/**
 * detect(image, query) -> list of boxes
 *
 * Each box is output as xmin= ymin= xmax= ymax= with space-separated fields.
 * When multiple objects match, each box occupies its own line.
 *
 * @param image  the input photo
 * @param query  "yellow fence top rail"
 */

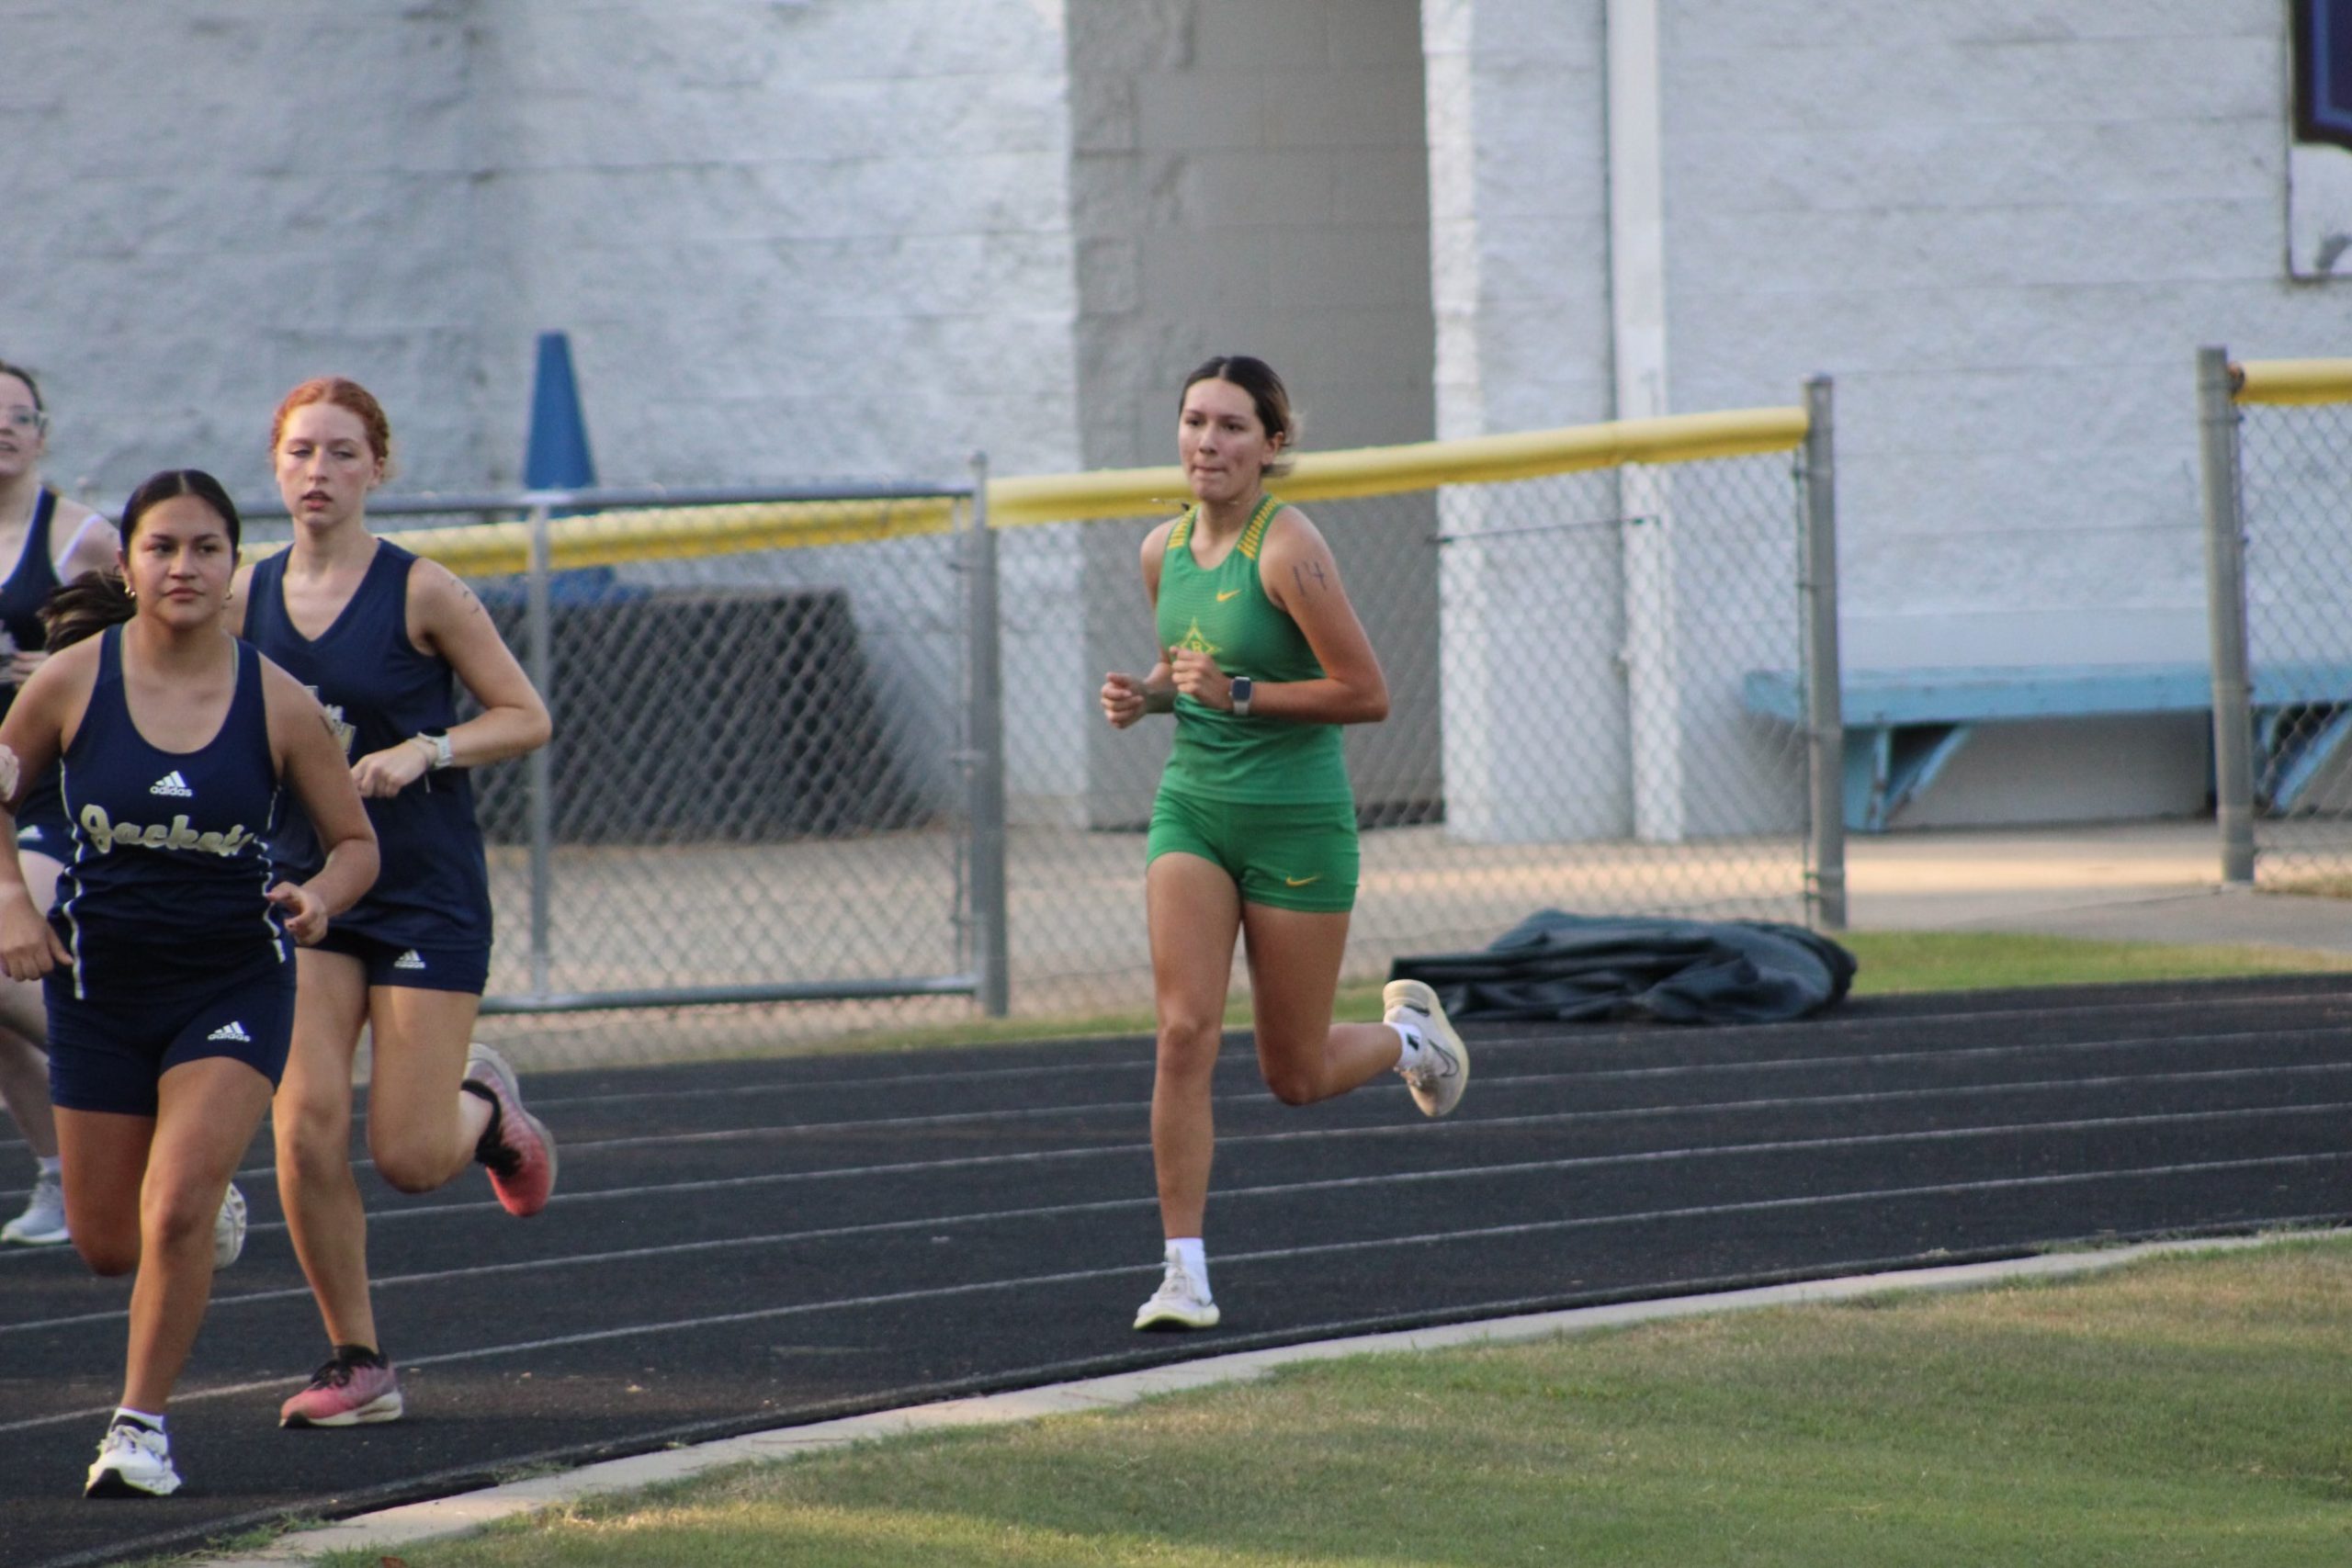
xmin=332 ymin=404 xmax=1808 ymax=575
xmin=988 ymin=404 xmax=1810 ymax=525
xmin=2234 ymin=358 xmax=2352 ymax=405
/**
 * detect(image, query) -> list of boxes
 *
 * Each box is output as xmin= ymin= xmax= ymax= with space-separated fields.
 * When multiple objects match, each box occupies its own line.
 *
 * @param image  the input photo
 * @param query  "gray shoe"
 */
xmin=1384 ymin=979 xmax=1470 ymax=1118
xmin=2 ymin=1167 xmax=68 ymax=1246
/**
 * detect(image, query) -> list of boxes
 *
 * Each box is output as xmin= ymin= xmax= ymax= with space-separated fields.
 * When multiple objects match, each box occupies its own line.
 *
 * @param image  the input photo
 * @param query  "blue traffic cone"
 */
xmin=525 ymin=331 xmax=596 ymax=491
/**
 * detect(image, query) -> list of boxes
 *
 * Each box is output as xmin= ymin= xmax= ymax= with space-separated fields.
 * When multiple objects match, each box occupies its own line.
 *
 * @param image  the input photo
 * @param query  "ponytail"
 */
xmin=42 ymin=570 xmax=134 ymax=650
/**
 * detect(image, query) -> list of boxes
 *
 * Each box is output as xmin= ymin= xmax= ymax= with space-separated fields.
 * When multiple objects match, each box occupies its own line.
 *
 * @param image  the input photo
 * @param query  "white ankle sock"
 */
xmin=1167 ymin=1237 xmax=1210 ymax=1295
xmin=113 ymin=1406 xmax=165 ymax=1434
xmin=1388 ymin=1019 xmax=1428 ymax=1073
xmin=37 ymin=1155 xmax=61 ymax=1177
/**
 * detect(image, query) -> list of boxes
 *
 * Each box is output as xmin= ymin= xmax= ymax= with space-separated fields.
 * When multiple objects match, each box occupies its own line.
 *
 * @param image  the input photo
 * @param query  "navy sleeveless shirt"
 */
xmin=4 ymin=489 xmax=74 ymax=852
xmin=52 ymin=628 xmax=289 ymax=999
xmin=243 ymin=541 xmax=491 ymax=949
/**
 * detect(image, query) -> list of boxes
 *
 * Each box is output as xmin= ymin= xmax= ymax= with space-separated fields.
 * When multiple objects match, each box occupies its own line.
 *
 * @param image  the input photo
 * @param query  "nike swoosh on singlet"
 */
xmin=1216 ymin=589 xmax=1242 ymax=601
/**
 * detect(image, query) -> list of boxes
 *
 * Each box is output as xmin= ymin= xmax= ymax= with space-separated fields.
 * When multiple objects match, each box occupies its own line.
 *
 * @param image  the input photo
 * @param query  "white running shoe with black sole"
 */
xmin=85 ymin=1421 xmax=180 ymax=1498
xmin=3 ymin=1167 xmax=68 ymax=1246
xmin=1134 ymin=1255 xmax=1220 ymax=1331
xmin=213 ymin=1182 xmax=247 ymax=1269
xmin=1384 ymin=979 xmax=1470 ymax=1118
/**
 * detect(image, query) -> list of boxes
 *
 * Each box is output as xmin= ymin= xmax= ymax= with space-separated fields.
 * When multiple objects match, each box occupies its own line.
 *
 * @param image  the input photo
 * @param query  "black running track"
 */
xmin=6 ymin=976 xmax=2351 ymax=1568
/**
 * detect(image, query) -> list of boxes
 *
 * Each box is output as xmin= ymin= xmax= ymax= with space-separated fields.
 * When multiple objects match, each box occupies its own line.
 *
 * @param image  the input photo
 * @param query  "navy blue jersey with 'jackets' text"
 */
xmin=52 ymin=627 xmax=289 ymax=998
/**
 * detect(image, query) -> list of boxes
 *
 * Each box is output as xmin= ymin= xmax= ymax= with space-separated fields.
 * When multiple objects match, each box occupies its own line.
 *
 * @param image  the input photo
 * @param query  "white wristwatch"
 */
xmin=414 ymin=730 xmax=455 ymax=771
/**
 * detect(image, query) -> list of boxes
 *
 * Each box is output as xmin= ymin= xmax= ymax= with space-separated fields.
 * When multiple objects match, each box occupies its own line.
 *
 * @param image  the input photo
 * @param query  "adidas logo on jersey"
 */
xmin=149 ymin=772 xmax=194 ymax=798
xmin=207 ymin=1021 xmax=252 ymax=1043
xmin=392 ymin=951 xmax=427 ymax=972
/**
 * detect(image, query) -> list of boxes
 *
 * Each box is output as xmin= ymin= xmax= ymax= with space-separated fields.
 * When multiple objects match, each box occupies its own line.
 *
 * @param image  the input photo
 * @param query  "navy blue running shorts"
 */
xmin=47 ymin=962 xmax=298 ymax=1116
xmin=311 ymin=928 xmax=491 ymax=995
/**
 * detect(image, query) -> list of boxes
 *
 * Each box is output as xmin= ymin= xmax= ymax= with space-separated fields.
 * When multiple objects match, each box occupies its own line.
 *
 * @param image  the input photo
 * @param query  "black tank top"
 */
xmin=51 ymin=628 xmax=289 ymax=998
xmin=243 ymin=542 xmax=490 ymax=948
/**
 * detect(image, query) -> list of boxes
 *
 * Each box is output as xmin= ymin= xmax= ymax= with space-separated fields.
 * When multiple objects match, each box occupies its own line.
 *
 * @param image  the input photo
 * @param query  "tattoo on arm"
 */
xmin=1292 ymin=558 xmax=1329 ymax=596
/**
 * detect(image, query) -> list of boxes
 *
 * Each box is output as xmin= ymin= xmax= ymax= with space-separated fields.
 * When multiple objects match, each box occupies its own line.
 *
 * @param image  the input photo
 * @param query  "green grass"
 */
xmin=318 ymin=1238 xmax=2352 ymax=1568
xmin=1839 ymin=928 xmax=2349 ymax=995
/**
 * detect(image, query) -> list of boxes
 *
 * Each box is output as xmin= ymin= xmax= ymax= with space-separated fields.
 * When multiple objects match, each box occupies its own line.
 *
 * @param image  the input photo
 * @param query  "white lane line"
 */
xmin=11 ymin=1097 xmax=2352 ymax=1338
xmin=8 ymin=1055 xmax=2346 ymax=1239
xmin=7 ymin=1026 xmax=2327 ymax=1208
xmin=8 ymin=1146 xmax=2343 ymax=1438
xmin=4 ymin=985 xmax=2347 ymax=1159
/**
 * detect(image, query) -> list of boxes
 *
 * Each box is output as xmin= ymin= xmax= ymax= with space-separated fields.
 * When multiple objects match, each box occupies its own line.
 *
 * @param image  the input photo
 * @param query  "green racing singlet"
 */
xmin=1154 ymin=494 xmax=1351 ymax=806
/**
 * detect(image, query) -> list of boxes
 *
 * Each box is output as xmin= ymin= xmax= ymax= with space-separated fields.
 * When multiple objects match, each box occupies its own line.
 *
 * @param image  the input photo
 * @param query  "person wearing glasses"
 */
xmin=0 ymin=360 xmax=125 ymax=1249
xmin=1098 ymin=355 xmax=1469 ymax=1333
xmin=233 ymin=377 xmax=553 ymax=1430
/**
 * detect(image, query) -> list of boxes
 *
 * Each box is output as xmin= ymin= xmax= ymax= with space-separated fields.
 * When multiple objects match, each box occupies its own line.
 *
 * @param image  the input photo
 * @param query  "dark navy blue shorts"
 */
xmin=311 ymin=927 xmax=491 ymax=996
xmin=46 ymin=962 xmax=298 ymax=1117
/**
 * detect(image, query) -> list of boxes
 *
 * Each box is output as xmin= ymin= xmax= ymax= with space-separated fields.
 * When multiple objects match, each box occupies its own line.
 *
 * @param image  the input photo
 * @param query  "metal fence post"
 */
xmin=2198 ymin=345 xmax=2256 ymax=886
xmin=526 ymin=495 xmax=555 ymax=998
xmin=962 ymin=455 xmax=1011 ymax=1016
xmin=1800 ymin=375 xmax=1847 ymax=930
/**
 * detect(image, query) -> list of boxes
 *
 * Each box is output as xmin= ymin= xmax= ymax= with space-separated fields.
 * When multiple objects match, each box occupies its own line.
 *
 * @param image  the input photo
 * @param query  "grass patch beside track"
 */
xmin=1838 ymin=929 xmax=2351 ymax=994
xmin=318 ymin=1236 xmax=2352 ymax=1568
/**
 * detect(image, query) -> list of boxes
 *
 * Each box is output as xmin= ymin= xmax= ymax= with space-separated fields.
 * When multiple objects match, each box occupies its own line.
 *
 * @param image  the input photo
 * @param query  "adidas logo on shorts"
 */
xmin=207 ymin=1021 xmax=252 ymax=1043
xmin=150 ymin=772 xmax=194 ymax=798
xmin=392 ymin=951 xmax=427 ymax=972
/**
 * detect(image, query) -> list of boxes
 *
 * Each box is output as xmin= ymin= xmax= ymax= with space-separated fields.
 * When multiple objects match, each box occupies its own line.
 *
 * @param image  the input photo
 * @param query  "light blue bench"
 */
xmin=1741 ymin=662 xmax=2352 ymax=831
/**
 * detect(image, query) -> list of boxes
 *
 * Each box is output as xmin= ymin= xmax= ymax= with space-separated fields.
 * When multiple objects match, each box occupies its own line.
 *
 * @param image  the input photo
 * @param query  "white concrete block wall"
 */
xmin=1656 ymin=0 xmax=2332 ymax=826
xmin=6 ymin=2 xmax=1083 ymax=497
xmin=6 ymin=1 xmax=1089 ymax=821
xmin=1436 ymin=0 xmax=2342 ymax=832
xmin=1064 ymin=0 xmax=1440 ymax=829
xmin=1422 ymin=0 xmax=1631 ymax=840
xmin=6 ymin=2 xmax=495 ymax=502
xmin=1422 ymin=0 xmax=1613 ymax=443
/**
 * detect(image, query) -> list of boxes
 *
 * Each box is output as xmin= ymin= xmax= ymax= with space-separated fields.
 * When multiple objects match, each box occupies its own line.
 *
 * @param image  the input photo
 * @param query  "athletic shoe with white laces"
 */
xmin=1134 ymin=1254 xmax=1220 ymax=1331
xmin=279 ymin=1345 xmax=404 ymax=1427
xmin=85 ymin=1420 xmax=180 ymax=1498
xmin=464 ymin=1043 xmax=557 ymax=1216
xmin=213 ymin=1181 xmax=247 ymax=1269
xmin=3 ymin=1167 xmax=68 ymax=1246
xmin=1384 ymin=979 xmax=1470 ymax=1118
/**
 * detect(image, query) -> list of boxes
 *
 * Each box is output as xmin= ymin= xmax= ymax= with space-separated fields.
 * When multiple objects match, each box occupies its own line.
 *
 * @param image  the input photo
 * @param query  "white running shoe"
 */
xmin=1134 ymin=1254 xmax=1220 ymax=1331
xmin=213 ymin=1182 xmax=247 ymax=1269
xmin=1384 ymin=979 xmax=1470 ymax=1118
xmin=2 ymin=1167 xmax=68 ymax=1246
xmin=85 ymin=1420 xmax=181 ymax=1498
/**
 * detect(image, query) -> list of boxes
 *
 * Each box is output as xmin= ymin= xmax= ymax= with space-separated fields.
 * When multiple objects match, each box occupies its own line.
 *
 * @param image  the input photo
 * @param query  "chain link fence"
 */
xmin=298 ymin=403 xmax=1834 ymax=1070
xmin=2203 ymin=355 xmax=2352 ymax=894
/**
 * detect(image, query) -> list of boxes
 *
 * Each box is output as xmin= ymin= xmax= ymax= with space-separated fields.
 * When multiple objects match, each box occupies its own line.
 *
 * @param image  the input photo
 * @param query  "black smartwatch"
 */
xmin=1228 ymin=675 xmax=1253 ymax=716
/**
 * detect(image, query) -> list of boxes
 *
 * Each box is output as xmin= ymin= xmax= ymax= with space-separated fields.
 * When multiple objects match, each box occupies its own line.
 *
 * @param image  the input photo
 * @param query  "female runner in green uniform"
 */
xmin=1100 ymin=355 xmax=1468 ymax=1331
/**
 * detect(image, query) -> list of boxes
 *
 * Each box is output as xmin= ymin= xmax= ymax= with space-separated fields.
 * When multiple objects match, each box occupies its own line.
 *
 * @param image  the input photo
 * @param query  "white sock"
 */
xmin=1167 ymin=1237 xmax=1210 ymax=1296
xmin=113 ymin=1406 xmax=165 ymax=1434
xmin=1388 ymin=1019 xmax=1429 ymax=1073
xmin=37 ymin=1155 xmax=61 ymax=1177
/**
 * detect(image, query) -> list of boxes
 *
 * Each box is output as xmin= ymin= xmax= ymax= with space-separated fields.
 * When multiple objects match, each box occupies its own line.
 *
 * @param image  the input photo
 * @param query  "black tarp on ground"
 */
xmin=1388 ymin=908 xmax=1856 ymax=1023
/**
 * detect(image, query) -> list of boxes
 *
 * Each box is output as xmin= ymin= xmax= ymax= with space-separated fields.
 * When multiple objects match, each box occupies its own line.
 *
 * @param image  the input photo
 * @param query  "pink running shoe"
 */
xmin=279 ymin=1345 xmax=403 ymax=1427
xmin=464 ymin=1043 xmax=558 ymax=1217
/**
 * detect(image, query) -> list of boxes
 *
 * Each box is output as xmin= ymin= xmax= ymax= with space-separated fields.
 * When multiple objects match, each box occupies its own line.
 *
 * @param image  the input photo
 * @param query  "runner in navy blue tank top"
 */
xmin=0 ymin=469 xmax=377 ymax=1497
xmin=0 ymin=360 xmax=122 ymax=1253
xmin=233 ymin=378 xmax=552 ymax=1430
